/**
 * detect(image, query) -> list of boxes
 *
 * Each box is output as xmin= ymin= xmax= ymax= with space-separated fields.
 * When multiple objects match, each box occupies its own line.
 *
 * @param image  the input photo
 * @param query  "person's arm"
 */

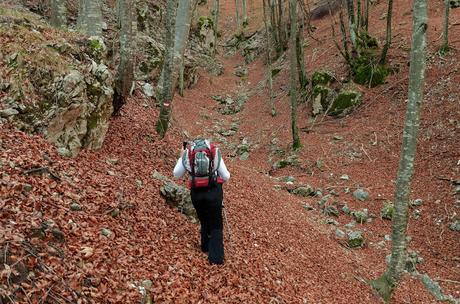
xmin=173 ymin=150 xmax=187 ymax=178
xmin=217 ymin=156 xmax=230 ymax=181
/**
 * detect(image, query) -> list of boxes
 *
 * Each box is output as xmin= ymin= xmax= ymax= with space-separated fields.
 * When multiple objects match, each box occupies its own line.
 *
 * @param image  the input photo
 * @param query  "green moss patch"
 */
xmin=329 ymin=90 xmax=362 ymax=116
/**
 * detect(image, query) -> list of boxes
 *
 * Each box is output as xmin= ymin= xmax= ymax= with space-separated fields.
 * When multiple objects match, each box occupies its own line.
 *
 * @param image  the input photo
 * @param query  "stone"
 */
xmin=450 ymin=0 xmax=460 ymax=8
xmin=342 ymin=205 xmax=351 ymax=215
xmin=332 ymin=135 xmax=343 ymax=141
xmin=291 ymin=185 xmax=315 ymax=197
xmin=142 ymin=83 xmax=154 ymax=97
xmin=351 ymin=209 xmax=369 ymax=224
xmin=353 ymin=188 xmax=369 ymax=201
xmin=326 ymin=218 xmax=339 ymax=225
xmin=411 ymin=198 xmax=424 ymax=207
xmin=454 ymin=185 xmax=460 ymax=195
xmin=239 ymin=152 xmax=250 ymax=161
xmin=311 ymin=70 xmax=335 ymax=87
xmin=420 ymin=274 xmax=458 ymax=303
xmin=345 ymin=221 xmax=356 ymax=230
xmin=340 ymin=174 xmax=350 ymax=181
xmin=406 ymin=250 xmax=424 ymax=273
xmin=324 ymin=205 xmax=340 ymax=217
xmin=347 ymin=231 xmax=364 ymax=248
xmin=303 ymin=204 xmax=314 ymax=211
xmin=234 ymin=66 xmax=248 ymax=77
xmin=384 ymin=234 xmax=392 ymax=241
xmin=273 ymin=155 xmax=299 ymax=170
xmin=111 ymin=208 xmax=121 ymax=218
xmin=101 ymin=228 xmax=112 ymax=237
xmin=70 ymin=202 xmax=82 ymax=211
xmin=22 ymin=183 xmax=33 ymax=192
xmin=159 ymin=180 xmax=197 ymax=222
xmin=106 ymin=158 xmax=119 ymax=165
xmin=449 ymin=220 xmax=460 ymax=232
xmin=381 ymin=202 xmax=394 ymax=220
xmin=279 ymin=176 xmax=296 ymax=183
xmin=0 ymin=108 xmax=19 ymax=118
xmin=328 ymin=90 xmax=362 ymax=117
xmin=413 ymin=209 xmax=422 ymax=219
xmin=335 ymin=229 xmax=346 ymax=239
xmin=51 ymin=228 xmax=65 ymax=242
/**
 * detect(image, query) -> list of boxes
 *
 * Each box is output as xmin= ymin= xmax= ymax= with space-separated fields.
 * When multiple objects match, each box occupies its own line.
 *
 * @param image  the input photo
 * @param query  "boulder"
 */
xmin=311 ymin=70 xmax=335 ymax=87
xmin=347 ymin=230 xmax=364 ymax=248
xmin=291 ymin=185 xmax=315 ymax=197
xmin=152 ymin=171 xmax=197 ymax=222
xmin=450 ymin=220 xmax=460 ymax=232
xmin=381 ymin=202 xmax=394 ymax=220
xmin=272 ymin=155 xmax=299 ymax=170
xmin=323 ymin=205 xmax=340 ymax=217
xmin=329 ymin=90 xmax=362 ymax=117
xmin=353 ymin=188 xmax=370 ymax=201
xmin=351 ymin=208 xmax=369 ymax=223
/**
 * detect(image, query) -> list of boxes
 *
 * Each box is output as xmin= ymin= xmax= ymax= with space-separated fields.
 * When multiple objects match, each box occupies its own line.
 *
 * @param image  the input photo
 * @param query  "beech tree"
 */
xmin=371 ymin=0 xmax=427 ymax=301
xmin=211 ymin=0 xmax=220 ymax=52
xmin=113 ymin=0 xmax=134 ymax=115
xmin=78 ymin=0 xmax=103 ymax=36
xmin=289 ymin=0 xmax=301 ymax=149
xmin=380 ymin=0 xmax=394 ymax=64
xmin=156 ymin=0 xmax=177 ymax=137
xmin=262 ymin=0 xmax=276 ymax=116
xmin=441 ymin=0 xmax=450 ymax=53
xmin=50 ymin=0 xmax=67 ymax=28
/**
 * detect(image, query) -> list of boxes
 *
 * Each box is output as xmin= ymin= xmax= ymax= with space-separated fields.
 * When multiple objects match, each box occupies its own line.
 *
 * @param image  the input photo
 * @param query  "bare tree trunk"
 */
xmin=380 ymin=0 xmax=394 ymax=64
xmin=50 ymin=0 xmax=67 ymax=28
xmin=296 ymin=8 xmax=307 ymax=89
xmin=371 ymin=0 xmax=427 ymax=301
xmin=211 ymin=0 xmax=220 ymax=52
xmin=242 ymin=0 xmax=248 ymax=26
xmin=364 ymin=0 xmax=369 ymax=31
xmin=113 ymin=0 xmax=134 ymax=115
xmin=78 ymin=0 xmax=103 ymax=36
xmin=263 ymin=0 xmax=276 ymax=116
xmin=235 ymin=0 xmax=240 ymax=28
xmin=289 ymin=0 xmax=301 ymax=150
xmin=156 ymin=0 xmax=177 ymax=137
xmin=172 ymin=0 xmax=193 ymax=92
xmin=441 ymin=0 xmax=450 ymax=52
xmin=345 ymin=0 xmax=357 ymax=51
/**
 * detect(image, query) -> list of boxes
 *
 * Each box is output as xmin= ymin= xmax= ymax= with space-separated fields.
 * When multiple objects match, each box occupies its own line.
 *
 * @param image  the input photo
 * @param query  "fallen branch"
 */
xmin=23 ymin=167 xmax=61 ymax=181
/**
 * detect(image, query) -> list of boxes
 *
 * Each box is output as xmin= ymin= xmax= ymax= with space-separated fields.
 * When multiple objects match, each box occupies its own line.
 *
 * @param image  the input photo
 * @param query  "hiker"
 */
xmin=173 ymin=139 xmax=230 ymax=265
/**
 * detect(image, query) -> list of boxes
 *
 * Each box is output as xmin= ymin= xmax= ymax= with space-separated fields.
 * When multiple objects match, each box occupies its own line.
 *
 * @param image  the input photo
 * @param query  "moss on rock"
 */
xmin=311 ymin=70 xmax=335 ymax=87
xmin=329 ymin=89 xmax=362 ymax=116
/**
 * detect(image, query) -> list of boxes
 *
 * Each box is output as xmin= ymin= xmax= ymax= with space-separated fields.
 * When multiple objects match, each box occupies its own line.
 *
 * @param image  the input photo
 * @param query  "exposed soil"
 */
xmin=1 ymin=0 xmax=459 ymax=303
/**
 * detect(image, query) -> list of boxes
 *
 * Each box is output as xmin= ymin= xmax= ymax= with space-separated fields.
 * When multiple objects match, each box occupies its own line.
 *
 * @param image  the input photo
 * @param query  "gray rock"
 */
xmin=70 ymin=202 xmax=82 ymax=211
xmin=273 ymin=155 xmax=299 ymax=170
xmin=234 ymin=66 xmax=248 ymax=77
xmin=152 ymin=170 xmax=169 ymax=182
xmin=159 ymin=179 xmax=197 ymax=222
xmin=279 ymin=176 xmax=296 ymax=183
xmin=101 ymin=228 xmax=112 ymax=237
xmin=342 ymin=204 xmax=351 ymax=215
xmin=352 ymin=209 xmax=369 ymax=224
xmin=454 ymin=185 xmax=460 ymax=195
xmin=450 ymin=0 xmax=460 ymax=8
xmin=142 ymin=83 xmax=154 ymax=97
xmin=0 ymin=108 xmax=19 ymax=118
xmin=411 ymin=198 xmax=424 ymax=206
xmin=335 ymin=229 xmax=346 ymax=239
xmin=106 ymin=158 xmax=119 ymax=165
xmin=353 ymin=188 xmax=370 ymax=201
xmin=413 ymin=209 xmax=422 ymax=219
xmin=22 ymin=183 xmax=33 ymax=192
xmin=340 ymin=174 xmax=350 ymax=181
xmin=406 ymin=250 xmax=424 ymax=273
xmin=324 ymin=205 xmax=340 ymax=217
xmin=239 ymin=152 xmax=250 ymax=161
xmin=303 ymin=204 xmax=314 ymax=211
xmin=111 ymin=208 xmax=120 ymax=218
xmin=347 ymin=230 xmax=364 ymax=248
xmin=384 ymin=234 xmax=392 ymax=241
xmin=345 ymin=221 xmax=356 ymax=230
xmin=450 ymin=220 xmax=460 ymax=232
xmin=333 ymin=135 xmax=343 ymax=141
xmin=326 ymin=218 xmax=339 ymax=226
xmin=292 ymin=185 xmax=315 ymax=197
xmin=381 ymin=202 xmax=394 ymax=220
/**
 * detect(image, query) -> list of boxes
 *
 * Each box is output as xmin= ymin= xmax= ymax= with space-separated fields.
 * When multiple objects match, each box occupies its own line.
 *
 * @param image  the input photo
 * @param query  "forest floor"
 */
xmin=1 ymin=0 xmax=460 ymax=303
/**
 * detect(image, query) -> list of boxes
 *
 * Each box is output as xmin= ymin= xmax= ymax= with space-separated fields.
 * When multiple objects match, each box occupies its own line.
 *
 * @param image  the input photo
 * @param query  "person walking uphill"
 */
xmin=173 ymin=139 xmax=230 ymax=265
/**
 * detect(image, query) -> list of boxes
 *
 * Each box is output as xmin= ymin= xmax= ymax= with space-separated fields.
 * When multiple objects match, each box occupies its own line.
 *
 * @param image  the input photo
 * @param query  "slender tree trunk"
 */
xmin=156 ymin=0 xmax=177 ymax=137
xmin=289 ymin=0 xmax=301 ymax=149
xmin=345 ymin=0 xmax=357 ymax=51
xmin=211 ymin=0 xmax=220 ymax=52
xmin=263 ymin=0 xmax=276 ymax=116
xmin=441 ymin=0 xmax=450 ymax=51
xmin=356 ymin=0 xmax=362 ymax=30
xmin=371 ymin=0 xmax=427 ymax=301
xmin=235 ymin=0 xmax=240 ymax=28
xmin=364 ymin=0 xmax=369 ymax=32
xmin=50 ymin=0 xmax=67 ymax=28
xmin=77 ymin=0 xmax=85 ymax=28
xmin=296 ymin=8 xmax=307 ymax=89
xmin=242 ymin=0 xmax=248 ymax=26
xmin=171 ymin=0 xmax=193 ymax=91
xmin=380 ymin=0 xmax=394 ymax=64
xmin=78 ymin=0 xmax=103 ymax=36
xmin=113 ymin=0 xmax=134 ymax=115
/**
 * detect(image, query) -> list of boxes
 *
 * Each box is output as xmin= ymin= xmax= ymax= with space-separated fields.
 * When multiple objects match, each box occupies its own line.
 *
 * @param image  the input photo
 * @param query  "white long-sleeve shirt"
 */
xmin=173 ymin=147 xmax=230 ymax=181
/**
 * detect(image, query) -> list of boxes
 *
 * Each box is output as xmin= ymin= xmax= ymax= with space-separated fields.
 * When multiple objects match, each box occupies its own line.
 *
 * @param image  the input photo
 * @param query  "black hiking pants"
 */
xmin=190 ymin=183 xmax=224 ymax=265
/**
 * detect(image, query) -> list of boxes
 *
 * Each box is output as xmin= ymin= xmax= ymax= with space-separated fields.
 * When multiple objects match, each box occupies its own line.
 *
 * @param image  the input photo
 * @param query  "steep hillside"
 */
xmin=1 ymin=0 xmax=459 ymax=303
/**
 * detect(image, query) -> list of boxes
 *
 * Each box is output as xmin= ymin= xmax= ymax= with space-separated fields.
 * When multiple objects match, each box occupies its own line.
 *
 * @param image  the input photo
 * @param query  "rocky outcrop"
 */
xmin=0 ymin=9 xmax=113 ymax=156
